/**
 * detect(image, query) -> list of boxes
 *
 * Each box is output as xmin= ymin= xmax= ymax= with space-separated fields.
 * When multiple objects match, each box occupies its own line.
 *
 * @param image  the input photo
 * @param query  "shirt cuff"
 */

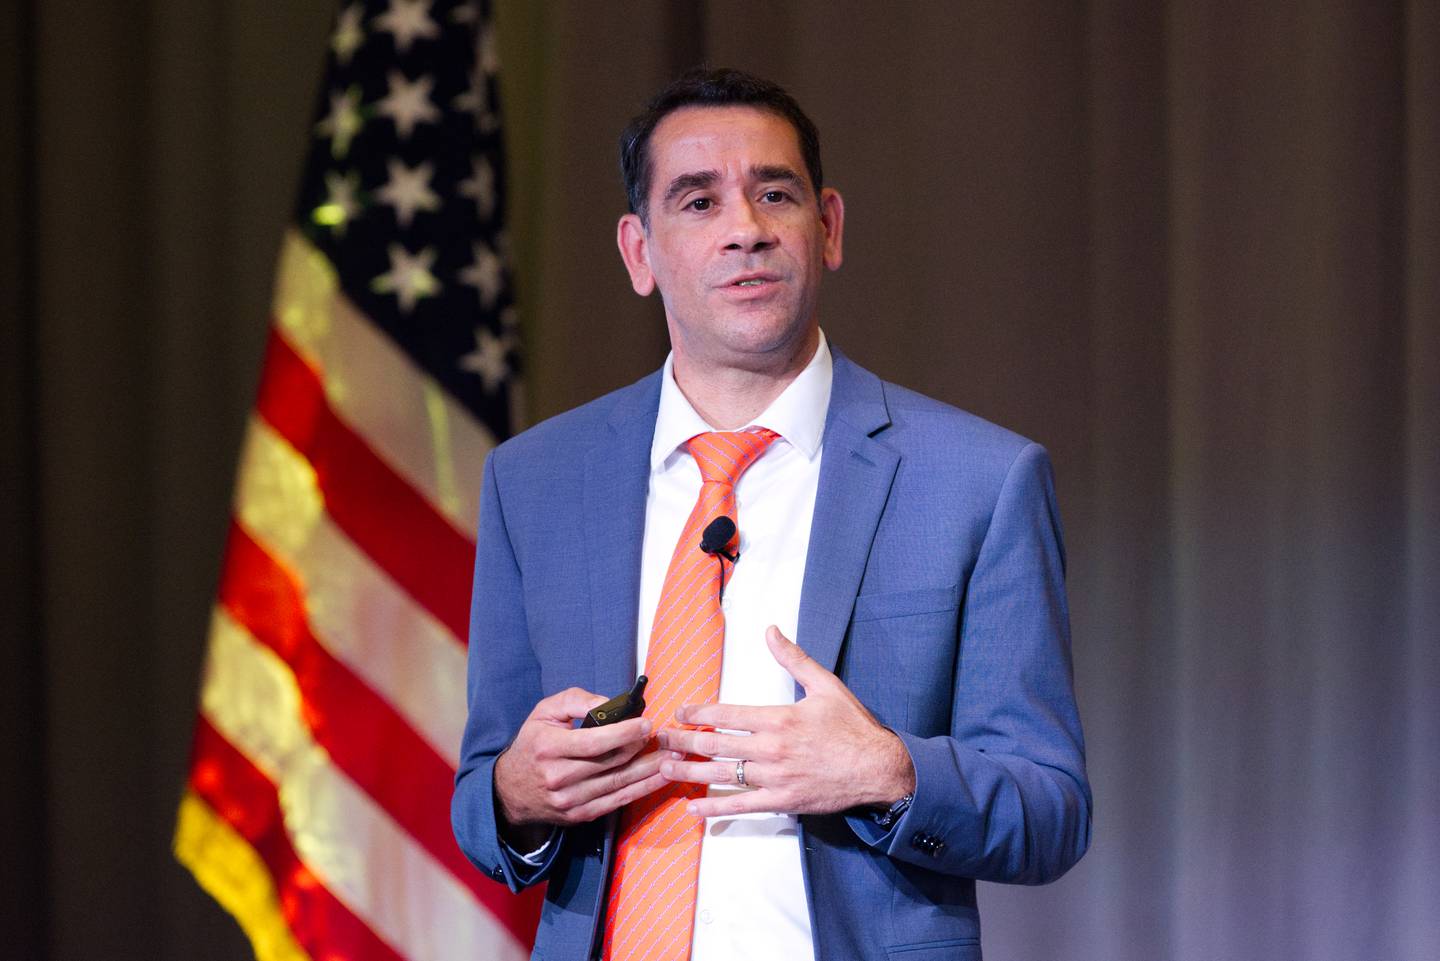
xmin=502 ymin=828 xmax=558 ymax=869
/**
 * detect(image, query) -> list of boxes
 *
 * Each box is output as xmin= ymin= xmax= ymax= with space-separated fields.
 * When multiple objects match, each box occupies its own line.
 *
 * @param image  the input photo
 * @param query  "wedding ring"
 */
xmin=735 ymin=760 xmax=748 ymax=787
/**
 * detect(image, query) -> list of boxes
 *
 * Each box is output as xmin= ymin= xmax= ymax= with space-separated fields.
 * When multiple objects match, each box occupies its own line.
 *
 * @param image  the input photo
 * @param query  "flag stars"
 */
xmin=452 ymin=77 xmax=489 ymax=124
xmin=377 ymin=70 xmax=441 ymax=139
xmin=461 ymin=326 xmax=511 ymax=393
xmin=458 ymin=29 xmax=501 ymax=132
xmin=313 ymin=170 xmax=364 ymax=235
xmin=458 ymin=155 xmax=496 ymax=220
xmin=371 ymin=244 xmax=441 ymax=313
xmin=316 ymin=86 xmax=364 ymax=159
xmin=377 ymin=158 xmax=441 ymax=228
xmin=459 ymin=240 xmax=504 ymax=308
xmin=373 ymin=0 xmax=440 ymax=53
xmin=478 ymin=27 xmax=500 ymax=77
xmin=330 ymin=4 xmax=365 ymax=66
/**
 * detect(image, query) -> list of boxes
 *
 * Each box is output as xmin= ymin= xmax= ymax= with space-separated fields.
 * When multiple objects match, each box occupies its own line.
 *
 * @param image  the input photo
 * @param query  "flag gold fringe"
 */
xmin=173 ymin=790 xmax=312 ymax=961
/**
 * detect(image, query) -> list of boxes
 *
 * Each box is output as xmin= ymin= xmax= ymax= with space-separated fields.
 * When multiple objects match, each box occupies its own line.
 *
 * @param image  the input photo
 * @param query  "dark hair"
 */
xmin=619 ymin=67 xmax=823 ymax=223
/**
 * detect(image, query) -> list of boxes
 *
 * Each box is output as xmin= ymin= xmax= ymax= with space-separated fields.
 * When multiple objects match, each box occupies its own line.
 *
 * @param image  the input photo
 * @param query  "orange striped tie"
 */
xmin=601 ymin=428 xmax=779 ymax=961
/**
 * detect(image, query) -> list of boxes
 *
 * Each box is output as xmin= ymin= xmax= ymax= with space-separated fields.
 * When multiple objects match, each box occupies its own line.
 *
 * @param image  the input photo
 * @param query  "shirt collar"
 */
xmin=650 ymin=329 xmax=833 ymax=473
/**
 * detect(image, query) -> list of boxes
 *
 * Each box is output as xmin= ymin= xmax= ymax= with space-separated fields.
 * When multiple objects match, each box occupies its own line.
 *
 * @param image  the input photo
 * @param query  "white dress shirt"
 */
xmin=636 ymin=332 xmax=832 ymax=961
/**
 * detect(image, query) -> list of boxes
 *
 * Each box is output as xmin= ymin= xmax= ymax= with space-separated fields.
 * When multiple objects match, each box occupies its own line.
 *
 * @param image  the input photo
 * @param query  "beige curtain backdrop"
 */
xmin=3 ymin=2 xmax=1436 ymax=959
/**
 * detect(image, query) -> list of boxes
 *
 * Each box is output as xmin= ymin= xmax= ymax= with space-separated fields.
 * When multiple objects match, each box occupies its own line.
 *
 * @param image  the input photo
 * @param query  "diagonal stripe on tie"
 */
xmin=601 ymin=428 xmax=779 ymax=961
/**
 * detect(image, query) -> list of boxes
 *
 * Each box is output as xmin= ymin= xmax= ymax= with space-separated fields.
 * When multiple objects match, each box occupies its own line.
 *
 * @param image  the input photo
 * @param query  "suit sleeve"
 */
xmin=844 ymin=442 xmax=1092 ymax=884
xmin=451 ymin=450 xmax=566 ymax=891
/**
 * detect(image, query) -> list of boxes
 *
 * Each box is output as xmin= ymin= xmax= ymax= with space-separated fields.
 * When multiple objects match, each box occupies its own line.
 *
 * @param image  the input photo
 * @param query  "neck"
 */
xmin=671 ymin=328 xmax=819 ymax=430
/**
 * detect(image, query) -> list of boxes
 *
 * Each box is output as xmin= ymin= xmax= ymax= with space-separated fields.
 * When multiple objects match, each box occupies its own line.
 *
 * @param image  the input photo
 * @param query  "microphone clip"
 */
xmin=699 ymin=516 xmax=740 ymax=601
xmin=699 ymin=516 xmax=739 ymax=564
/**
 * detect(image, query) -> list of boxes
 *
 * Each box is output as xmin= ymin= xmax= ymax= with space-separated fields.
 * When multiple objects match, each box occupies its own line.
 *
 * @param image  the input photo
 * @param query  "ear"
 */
xmin=819 ymin=187 xmax=845 ymax=271
xmin=616 ymin=213 xmax=656 ymax=296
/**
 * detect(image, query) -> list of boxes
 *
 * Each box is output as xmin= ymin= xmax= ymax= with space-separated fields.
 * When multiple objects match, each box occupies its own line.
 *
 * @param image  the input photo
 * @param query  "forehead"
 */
xmin=646 ymin=106 xmax=806 ymax=182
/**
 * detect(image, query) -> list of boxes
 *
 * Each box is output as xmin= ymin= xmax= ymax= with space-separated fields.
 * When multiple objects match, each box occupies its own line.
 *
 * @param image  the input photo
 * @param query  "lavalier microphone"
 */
xmin=699 ymin=516 xmax=738 ymax=563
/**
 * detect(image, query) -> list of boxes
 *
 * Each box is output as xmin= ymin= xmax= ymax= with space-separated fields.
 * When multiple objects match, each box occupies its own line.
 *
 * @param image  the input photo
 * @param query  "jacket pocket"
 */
xmin=843 ymin=584 xmax=962 ymax=732
xmin=852 ymin=584 xmax=960 ymax=622
xmin=886 ymin=937 xmax=981 ymax=960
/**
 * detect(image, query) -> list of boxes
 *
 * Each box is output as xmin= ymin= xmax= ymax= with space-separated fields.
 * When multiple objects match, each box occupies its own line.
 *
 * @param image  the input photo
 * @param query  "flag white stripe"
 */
xmin=272 ymin=229 xmax=493 ymax=535
xmin=199 ymin=609 xmax=526 ymax=961
xmin=232 ymin=417 xmax=469 ymax=765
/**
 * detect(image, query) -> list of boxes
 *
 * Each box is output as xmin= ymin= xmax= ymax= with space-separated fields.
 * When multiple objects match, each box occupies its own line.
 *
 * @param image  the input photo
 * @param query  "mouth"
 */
xmin=721 ymin=272 xmax=782 ymax=289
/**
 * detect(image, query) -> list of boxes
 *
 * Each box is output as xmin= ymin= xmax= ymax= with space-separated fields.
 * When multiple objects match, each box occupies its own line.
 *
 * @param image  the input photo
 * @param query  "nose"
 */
xmin=721 ymin=198 xmax=777 ymax=253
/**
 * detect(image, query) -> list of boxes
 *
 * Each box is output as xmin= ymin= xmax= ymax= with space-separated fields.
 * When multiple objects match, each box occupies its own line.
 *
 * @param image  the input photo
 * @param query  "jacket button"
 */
xmin=492 ymin=865 xmax=505 ymax=880
xmin=929 ymin=839 xmax=946 ymax=857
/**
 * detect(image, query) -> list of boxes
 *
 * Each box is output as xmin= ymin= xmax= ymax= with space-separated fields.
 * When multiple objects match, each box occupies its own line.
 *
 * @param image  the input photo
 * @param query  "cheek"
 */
xmin=652 ymin=244 xmax=708 ymax=288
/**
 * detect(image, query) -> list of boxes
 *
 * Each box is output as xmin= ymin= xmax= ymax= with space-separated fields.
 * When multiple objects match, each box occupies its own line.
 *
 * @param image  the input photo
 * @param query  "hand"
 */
xmin=494 ymin=687 xmax=668 ymax=847
xmin=656 ymin=626 xmax=916 ymax=818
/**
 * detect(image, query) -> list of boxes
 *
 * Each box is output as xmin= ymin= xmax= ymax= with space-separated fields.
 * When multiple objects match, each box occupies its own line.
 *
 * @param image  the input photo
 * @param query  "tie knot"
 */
xmin=687 ymin=429 xmax=780 ymax=486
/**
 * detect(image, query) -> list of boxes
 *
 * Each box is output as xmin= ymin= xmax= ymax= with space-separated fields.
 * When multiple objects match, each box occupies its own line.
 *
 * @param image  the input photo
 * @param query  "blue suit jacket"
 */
xmin=452 ymin=348 xmax=1091 ymax=961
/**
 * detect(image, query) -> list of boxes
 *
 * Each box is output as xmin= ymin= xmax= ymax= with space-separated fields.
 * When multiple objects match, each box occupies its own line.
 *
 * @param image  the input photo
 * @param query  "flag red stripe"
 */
xmin=218 ymin=520 xmax=464 ymax=880
xmin=254 ymin=327 xmax=473 ymax=641
xmin=218 ymin=520 xmax=543 ymax=943
xmin=187 ymin=716 xmax=406 ymax=961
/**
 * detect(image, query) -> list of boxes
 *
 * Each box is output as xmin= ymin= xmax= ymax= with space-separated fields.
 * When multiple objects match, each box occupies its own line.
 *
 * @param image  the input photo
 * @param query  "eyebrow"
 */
xmin=660 ymin=165 xmax=811 ymax=208
xmin=662 ymin=170 xmax=720 ymax=206
xmin=750 ymin=165 xmax=807 ymax=191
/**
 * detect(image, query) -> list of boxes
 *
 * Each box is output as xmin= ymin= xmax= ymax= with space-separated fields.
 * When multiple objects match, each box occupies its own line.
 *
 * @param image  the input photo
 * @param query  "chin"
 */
xmin=667 ymin=295 xmax=817 ymax=371
xmin=717 ymin=316 xmax=814 ymax=366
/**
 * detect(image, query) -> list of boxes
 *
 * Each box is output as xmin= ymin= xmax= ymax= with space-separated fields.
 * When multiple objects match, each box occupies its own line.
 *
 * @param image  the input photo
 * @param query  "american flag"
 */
xmin=173 ymin=2 xmax=541 ymax=958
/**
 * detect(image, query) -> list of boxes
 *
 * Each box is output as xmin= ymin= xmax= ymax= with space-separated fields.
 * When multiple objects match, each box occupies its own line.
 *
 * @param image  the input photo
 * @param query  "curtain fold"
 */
xmin=1398 ymin=2 xmax=1440 ymax=956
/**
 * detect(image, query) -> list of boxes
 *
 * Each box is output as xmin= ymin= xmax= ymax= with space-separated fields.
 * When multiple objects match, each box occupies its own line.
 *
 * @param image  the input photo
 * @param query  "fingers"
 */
xmin=531 ymin=712 xmax=655 ymax=792
xmin=498 ymin=687 xmax=659 ymax=827
xmin=557 ymin=715 xmax=653 ymax=758
xmin=537 ymin=730 xmax=651 ymax=793
xmin=673 ymin=702 xmax=788 ymax=731
xmin=534 ymin=686 xmax=610 ymax=724
xmin=552 ymin=748 xmax=663 ymax=807
xmin=532 ymin=688 xmax=656 ymax=761
xmin=556 ymin=750 xmax=672 ymax=824
xmin=660 ymin=756 xmax=761 ymax=788
xmin=684 ymin=789 xmax=786 ymax=819
xmin=569 ymin=769 xmax=671 ymax=823
xmin=657 ymin=725 xmax=775 ymax=761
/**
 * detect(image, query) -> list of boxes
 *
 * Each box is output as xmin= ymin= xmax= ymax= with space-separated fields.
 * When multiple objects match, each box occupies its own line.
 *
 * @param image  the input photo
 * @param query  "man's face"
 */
xmin=617 ymin=106 xmax=844 ymax=377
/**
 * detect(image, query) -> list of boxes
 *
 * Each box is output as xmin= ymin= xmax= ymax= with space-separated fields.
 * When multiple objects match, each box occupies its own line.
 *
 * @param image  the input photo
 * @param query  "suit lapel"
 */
xmin=796 ymin=351 xmax=898 ymax=677
xmin=584 ymin=373 xmax=662 ymax=699
xmin=579 ymin=353 xmax=894 ymax=695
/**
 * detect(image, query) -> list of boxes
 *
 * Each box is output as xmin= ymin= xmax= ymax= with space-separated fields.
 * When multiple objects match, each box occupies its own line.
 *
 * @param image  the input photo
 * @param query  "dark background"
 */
xmin=3 ymin=2 xmax=1437 ymax=960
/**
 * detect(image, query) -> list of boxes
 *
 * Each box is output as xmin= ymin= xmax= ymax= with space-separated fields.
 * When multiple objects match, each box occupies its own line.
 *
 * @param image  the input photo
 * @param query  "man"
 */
xmin=452 ymin=68 xmax=1090 ymax=961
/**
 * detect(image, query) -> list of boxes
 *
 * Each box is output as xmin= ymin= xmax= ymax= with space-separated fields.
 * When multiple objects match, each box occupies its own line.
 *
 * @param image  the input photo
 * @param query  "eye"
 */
xmin=686 ymin=197 xmax=713 ymax=211
xmin=761 ymin=190 xmax=790 ymax=204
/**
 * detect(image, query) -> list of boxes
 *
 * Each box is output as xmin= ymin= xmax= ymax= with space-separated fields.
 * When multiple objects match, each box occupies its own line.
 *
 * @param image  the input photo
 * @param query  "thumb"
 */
xmin=765 ymin=626 xmax=830 ymax=691
xmin=537 ymin=687 xmax=608 ymax=724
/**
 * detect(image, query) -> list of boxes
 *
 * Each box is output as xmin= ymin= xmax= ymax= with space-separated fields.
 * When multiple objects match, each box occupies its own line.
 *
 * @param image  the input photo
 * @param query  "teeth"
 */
xmin=736 ymin=279 xmax=764 ymax=286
